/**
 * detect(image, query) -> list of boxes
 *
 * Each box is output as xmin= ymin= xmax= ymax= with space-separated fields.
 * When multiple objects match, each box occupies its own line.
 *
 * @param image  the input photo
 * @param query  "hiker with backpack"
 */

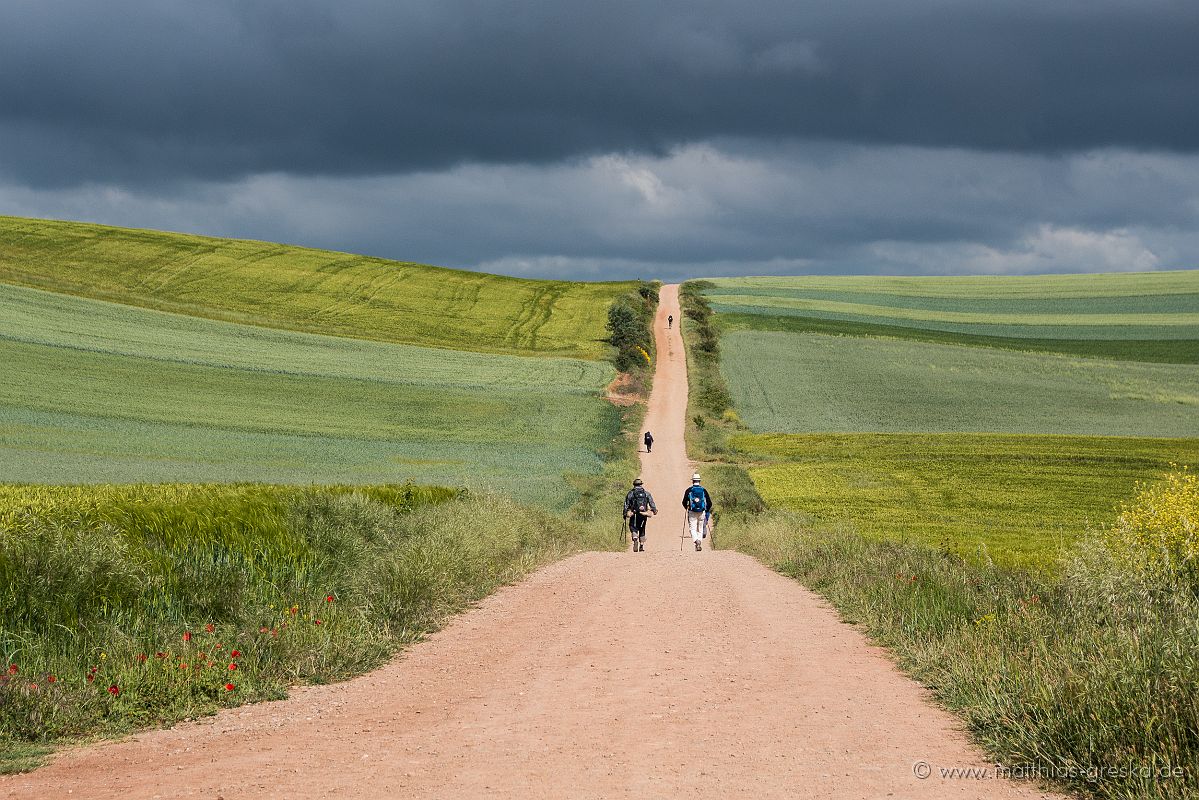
xmin=668 ymin=314 xmax=673 ymax=329
xmin=644 ymin=431 xmax=654 ymax=453
xmin=624 ymin=478 xmax=658 ymax=552
xmin=681 ymin=473 xmax=713 ymax=552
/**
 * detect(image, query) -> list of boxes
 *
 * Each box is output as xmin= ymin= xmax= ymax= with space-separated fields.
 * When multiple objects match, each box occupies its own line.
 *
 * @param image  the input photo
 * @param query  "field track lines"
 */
xmin=0 ymin=285 xmax=1063 ymax=799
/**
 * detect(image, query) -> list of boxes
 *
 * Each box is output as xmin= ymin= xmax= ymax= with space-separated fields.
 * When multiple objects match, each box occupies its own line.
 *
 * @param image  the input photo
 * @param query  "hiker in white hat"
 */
xmin=680 ymin=473 xmax=714 ymax=551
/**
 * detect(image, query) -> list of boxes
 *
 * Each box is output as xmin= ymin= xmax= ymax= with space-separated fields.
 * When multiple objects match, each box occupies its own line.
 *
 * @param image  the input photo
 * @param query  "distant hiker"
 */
xmin=681 ymin=473 xmax=713 ymax=552
xmin=625 ymin=478 xmax=658 ymax=552
xmin=667 ymin=314 xmax=673 ymax=329
xmin=644 ymin=431 xmax=654 ymax=453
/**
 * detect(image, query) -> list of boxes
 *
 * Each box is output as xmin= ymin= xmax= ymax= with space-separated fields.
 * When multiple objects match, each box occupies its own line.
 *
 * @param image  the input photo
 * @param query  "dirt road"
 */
xmin=2 ymin=285 xmax=1057 ymax=799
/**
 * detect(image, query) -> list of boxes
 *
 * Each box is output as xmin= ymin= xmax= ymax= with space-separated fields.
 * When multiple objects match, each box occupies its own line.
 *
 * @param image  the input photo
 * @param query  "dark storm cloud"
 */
xmin=2 ymin=0 xmax=1198 ymax=187
xmin=4 ymin=144 xmax=1196 ymax=280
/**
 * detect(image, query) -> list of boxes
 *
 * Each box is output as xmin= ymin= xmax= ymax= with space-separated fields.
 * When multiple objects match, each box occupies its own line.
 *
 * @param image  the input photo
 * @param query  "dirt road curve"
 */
xmin=2 ymin=285 xmax=1058 ymax=799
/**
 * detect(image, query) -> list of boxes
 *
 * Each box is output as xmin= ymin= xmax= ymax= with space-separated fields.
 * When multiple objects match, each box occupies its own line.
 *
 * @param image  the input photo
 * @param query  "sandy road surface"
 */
xmin=2 ymin=285 xmax=1058 ymax=799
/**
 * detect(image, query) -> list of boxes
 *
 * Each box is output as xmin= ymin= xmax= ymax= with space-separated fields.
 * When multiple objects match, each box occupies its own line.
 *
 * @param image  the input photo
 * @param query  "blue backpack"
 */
xmin=686 ymin=485 xmax=707 ymax=513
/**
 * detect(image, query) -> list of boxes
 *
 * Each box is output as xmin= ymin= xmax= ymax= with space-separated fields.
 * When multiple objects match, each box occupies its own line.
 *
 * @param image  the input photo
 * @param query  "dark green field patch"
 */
xmin=719 ymin=311 xmax=1199 ymax=363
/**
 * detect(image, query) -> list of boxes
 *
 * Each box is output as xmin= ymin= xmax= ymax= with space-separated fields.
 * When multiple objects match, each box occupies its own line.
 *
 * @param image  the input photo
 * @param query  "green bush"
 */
xmin=606 ymin=281 xmax=658 ymax=375
xmin=1106 ymin=467 xmax=1199 ymax=591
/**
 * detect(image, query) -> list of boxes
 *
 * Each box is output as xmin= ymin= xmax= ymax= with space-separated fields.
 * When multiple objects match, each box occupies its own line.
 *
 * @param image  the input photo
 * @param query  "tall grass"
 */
xmin=0 ymin=484 xmax=611 ymax=766
xmin=717 ymin=472 xmax=1199 ymax=800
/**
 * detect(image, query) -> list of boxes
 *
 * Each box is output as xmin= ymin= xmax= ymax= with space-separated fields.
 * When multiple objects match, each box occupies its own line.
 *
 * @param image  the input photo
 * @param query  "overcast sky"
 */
xmin=2 ymin=0 xmax=1198 ymax=280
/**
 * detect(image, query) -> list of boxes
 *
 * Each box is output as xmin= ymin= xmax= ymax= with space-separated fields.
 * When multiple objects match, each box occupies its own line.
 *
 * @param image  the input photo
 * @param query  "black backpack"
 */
xmin=630 ymin=487 xmax=650 ymax=514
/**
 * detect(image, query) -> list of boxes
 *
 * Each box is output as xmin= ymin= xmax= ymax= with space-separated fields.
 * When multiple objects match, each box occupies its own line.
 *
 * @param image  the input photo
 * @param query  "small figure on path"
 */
xmin=644 ymin=430 xmax=654 ymax=453
xmin=681 ymin=473 xmax=714 ymax=552
xmin=667 ymin=314 xmax=673 ymax=329
xmin=625 ymin=478 xmax=657 ymax=552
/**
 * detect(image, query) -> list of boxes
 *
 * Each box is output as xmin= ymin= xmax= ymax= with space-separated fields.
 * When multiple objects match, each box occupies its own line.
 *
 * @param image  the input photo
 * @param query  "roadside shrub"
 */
xmin=1106 ymin=467 xmax=1199 ymax=591
xmin=606 ymin=281 xmax=659 ymax=374
xmin=679 ymin=281 xmax=732 ymax=423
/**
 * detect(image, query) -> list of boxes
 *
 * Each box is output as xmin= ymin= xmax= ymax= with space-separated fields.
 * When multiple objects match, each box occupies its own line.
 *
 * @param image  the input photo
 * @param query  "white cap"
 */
xmin=692 ymin=473 xmax=701 ymax=482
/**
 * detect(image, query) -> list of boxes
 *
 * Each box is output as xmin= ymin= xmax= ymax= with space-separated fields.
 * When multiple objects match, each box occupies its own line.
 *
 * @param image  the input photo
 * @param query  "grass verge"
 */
xmin=0 ymin=483 xmax=614 ymax=770
xmin=716 ymin=494 xmax=1199 ymax=800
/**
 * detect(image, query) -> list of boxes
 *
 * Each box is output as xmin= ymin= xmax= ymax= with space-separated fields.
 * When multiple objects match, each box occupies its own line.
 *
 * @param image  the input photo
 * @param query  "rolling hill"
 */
xmin=0 ymin=216 xmax=633 ymax=359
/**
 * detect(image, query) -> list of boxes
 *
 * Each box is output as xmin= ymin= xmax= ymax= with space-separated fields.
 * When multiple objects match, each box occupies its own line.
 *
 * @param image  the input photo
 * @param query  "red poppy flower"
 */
xmin=29 ymin=683 xmax=39 ymax=691
xmin=183 ymin=631 xmax=192 ymax=642
xmin=224 ymin=683 xmax=235 ymax=691
xmin=86 ymin=674 xmax=95 ymax=683
xmin=314 ymin=619 xmax=323 ymax=625
xmin=289 ymin=605 xmax=298 ymax=615
xmin=7 ymin=664 xmax=17 ymax=675
xmin=136 ymin=654 xmax=147 ymax=663
xmin=204 ymin=623 xmax=215 ymax=633
xmin=179 ymin=663 xmax=188 ymax=669
xmin=270 ymin=629 xmax=278 ymax=637
xmin=107 ymin=685 xmax=120 ymax=696
xmin=214 ymin=644 xmax=223 ymax=651
xmin=47 ymin=675 xmax=57 ymax=683
xmin=325 ymin=595 xmax=334 ymax=603
xmin=230 ymin=649 xmax=241 ymax=658
xmin=228 ymin=663 xmax=238 ymax=671
xmin=156 ymin=651 xmax=167 ymax=659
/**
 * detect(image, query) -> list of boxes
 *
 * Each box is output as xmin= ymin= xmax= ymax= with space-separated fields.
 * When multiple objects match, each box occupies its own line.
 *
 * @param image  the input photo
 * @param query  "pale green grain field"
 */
xmin=0 ymin=283 xmax=617 ymax=508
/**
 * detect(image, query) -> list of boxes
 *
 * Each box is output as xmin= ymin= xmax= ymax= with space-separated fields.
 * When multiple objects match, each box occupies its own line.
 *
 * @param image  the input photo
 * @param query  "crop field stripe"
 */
xmin=717 ymin=312 xmax=1199 ymax=364
xmin=720 ymin=330 xmax=1199 ymax=438
xmin=706 ymin=293 xmax=1199 ymax=327
xmin=708 ymin=270 xmax=1199 ymax=299
xmin=705 ymin=286 xmax=1199 ymax=315
xmin=710 ymin=302 xmax=1195 ymax=341
xmin=0 ymin=283 xmax=612 ymax=393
